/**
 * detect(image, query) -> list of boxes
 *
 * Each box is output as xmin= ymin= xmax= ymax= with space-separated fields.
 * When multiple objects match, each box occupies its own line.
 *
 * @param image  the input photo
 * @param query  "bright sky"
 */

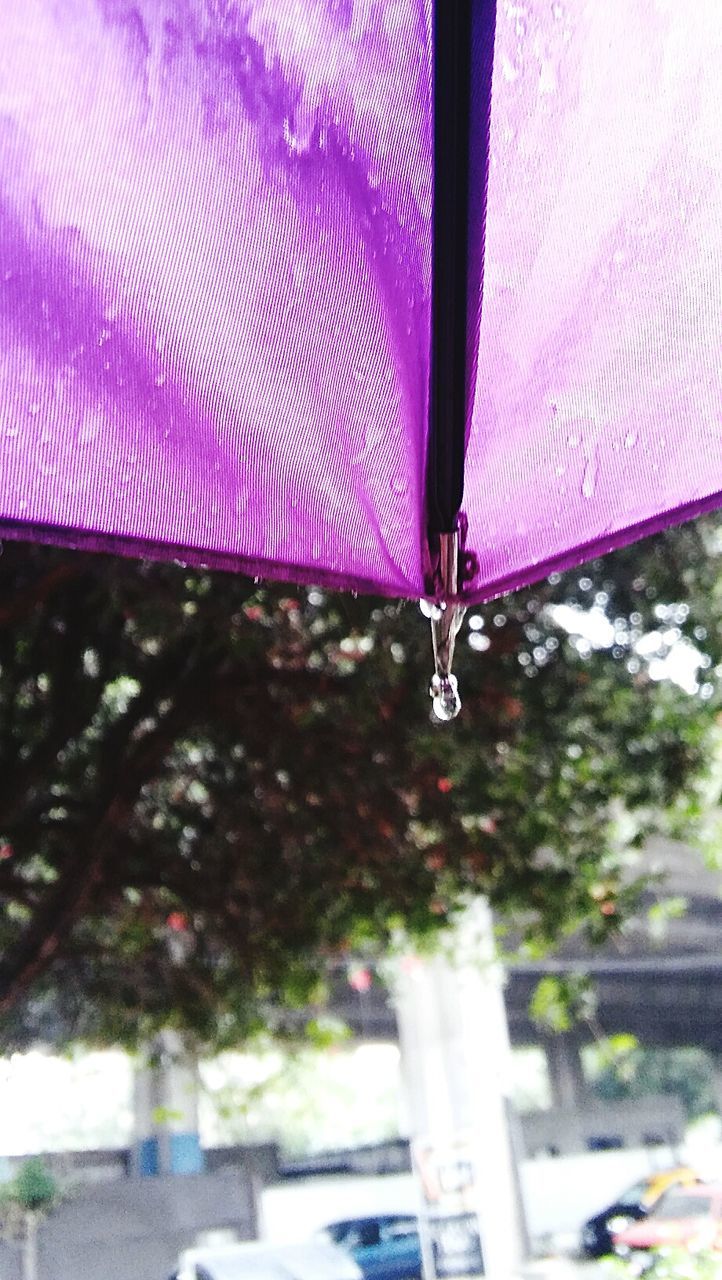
xmin=0 ymin=1049 xmax=133 ymax=1159
xmin=0 ymin=1044 xmax=549 ymax=1161
xmin=0 ymin=1044 xmax=405 ymax=1160
xmin=550 ymin=602 xmax=709 ymax=694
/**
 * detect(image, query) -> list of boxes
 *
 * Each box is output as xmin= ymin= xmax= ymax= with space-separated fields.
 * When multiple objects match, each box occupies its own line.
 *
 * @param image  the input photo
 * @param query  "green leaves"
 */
xmin=0 ymin=516 xmax=719 ymax=1049
xmin=529 ymin=975 xmax=597 ymax=1033
xmin=5 ymin=1159 xmax=58 ymax=1214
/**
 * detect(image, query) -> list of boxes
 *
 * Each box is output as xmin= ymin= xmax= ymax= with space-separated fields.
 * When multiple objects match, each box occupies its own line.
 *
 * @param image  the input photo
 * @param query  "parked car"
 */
xmin=613 ymin=1183 xmax=722 ymax=1272
xmin=581 ymin=1165 xmax=699 ymax=1257
xmin=173 ymin=1239 xmax=362 ymax=1280
xmin=317 ymin=1215 xmax=422 ymax=1280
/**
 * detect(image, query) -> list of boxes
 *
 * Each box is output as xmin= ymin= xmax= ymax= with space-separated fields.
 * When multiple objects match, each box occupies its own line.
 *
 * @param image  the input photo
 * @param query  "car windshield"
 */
xmin=616 ymin=1180 xmax=648 ymax=1209
xmin=382 ymin=1221 xmax=418 ymax=1241
xmin=326 ymin=1222 xmax=380 ymax=1249
xmin=652 ymin=1194 xmax=713 ymax=1221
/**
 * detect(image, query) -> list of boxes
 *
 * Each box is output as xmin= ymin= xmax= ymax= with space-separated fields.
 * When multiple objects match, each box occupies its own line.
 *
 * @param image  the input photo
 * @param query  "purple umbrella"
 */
xmin=2 ymin=2 xmax=721 ymax=715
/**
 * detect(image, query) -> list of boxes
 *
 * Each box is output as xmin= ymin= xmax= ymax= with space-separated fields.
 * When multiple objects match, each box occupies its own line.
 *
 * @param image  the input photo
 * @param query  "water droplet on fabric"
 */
xmin=582 ymin=450 xmax=598 ymax=499
xmin=624 ymin=431 xmax=637 ymax=449
xmin=501 ymin=54 xmax=519 ymax=82
xmin=539 ymin=60 xmax=557 ymax=94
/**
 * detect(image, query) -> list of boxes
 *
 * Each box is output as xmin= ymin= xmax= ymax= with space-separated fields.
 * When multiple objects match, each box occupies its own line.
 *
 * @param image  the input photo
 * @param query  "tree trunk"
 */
xmin=23 ymin=1211 xmax=39 ymax=1280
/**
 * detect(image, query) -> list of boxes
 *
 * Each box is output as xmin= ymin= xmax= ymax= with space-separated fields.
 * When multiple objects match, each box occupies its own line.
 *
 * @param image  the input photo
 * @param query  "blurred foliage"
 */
xmin=529 ymin=975 xmax=597 ymax=1033
xmin=9 ymin=1160 xmax=58 ymax=1214
xmin=604 ymin=1249 xmax=722 ymax=1280
xmin=0 ymin=1159 xmax=59 ymax=1238
xmin=0 ymin=515 xmax=720 ymax=1049
xmin=587 ymin=1039 xmax=716 ymax=1120
xmin=200 ymin=1040 xmax=400 ymax=1155
xmin=645 ymin=896 xmax=689 ymax=943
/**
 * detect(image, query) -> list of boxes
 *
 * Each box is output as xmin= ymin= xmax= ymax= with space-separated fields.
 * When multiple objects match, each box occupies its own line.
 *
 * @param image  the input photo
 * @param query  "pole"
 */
xmin=394 ymin=898 xmax=527 ymax=1279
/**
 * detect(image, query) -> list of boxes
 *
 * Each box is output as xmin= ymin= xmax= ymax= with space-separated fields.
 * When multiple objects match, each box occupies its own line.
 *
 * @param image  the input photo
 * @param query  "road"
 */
xmin=522 ymin=1259 xmax=611 ymax=1280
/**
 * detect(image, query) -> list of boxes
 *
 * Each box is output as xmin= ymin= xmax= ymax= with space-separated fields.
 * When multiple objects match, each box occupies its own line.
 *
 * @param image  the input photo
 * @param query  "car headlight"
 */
xmin=608 ymin=1215 xmax=633 ymax=1234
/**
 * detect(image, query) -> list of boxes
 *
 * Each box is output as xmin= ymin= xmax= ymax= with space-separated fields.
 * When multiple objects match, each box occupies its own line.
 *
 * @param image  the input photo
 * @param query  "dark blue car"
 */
xmin=319 ymin=1215 xmax=422 ymax=1280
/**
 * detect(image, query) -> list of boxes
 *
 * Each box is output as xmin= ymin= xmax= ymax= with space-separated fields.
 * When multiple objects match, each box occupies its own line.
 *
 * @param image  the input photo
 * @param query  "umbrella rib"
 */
xmin=426 ymin=0 xmax=497 ymax=561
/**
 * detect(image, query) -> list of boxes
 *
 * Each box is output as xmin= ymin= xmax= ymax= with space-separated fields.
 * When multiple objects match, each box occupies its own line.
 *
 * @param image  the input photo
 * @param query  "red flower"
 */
xmin=425 ymin=853 xmax=446 ymax=871
xmin=0 ymin=843 xmax=12 ymax=860
xmin=437 ymin=777 xmax=453 ymax=793
xmin=348 ymin=967 xmax=372 ymax=993
xmin=166 ymin=911 xmax=188 ymax=932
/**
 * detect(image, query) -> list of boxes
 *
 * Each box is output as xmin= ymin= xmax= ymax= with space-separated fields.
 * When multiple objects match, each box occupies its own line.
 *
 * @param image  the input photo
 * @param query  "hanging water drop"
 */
xmin=425 ymin=530 xmax=466 ymax=722
xmin=430 ymin=673 xmax=461 ymax=721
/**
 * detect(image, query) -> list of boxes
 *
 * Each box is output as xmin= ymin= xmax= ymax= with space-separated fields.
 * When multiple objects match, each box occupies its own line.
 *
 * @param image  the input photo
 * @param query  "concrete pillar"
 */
xmin=394 ymin=898 xmax=527 ymax=1279
xmin=543 ymin=1033 xmax=587 ymax=1114
xmin=132 ymin=1031 xmax=203 ymax=1176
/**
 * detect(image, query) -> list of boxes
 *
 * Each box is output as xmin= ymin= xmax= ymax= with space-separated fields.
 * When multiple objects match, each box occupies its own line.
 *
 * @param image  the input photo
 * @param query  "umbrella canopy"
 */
xmin=2 ymin=2 xmax=722 ymax=694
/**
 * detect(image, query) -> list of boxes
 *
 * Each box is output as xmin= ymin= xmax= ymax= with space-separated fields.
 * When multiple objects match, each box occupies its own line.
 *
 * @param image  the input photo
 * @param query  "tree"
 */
xmin=0 ymin=1159 xmax=59 ymax=1280
xmin=588 ymin=1039 xmax=717 ymax=1121
xmin=0 ymin=516 xmax=719 ymax=1050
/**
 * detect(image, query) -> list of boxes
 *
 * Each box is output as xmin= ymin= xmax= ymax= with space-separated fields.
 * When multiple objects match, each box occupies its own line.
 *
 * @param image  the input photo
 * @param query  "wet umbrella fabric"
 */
xmin=1 ymin=1 xmax=721 ymax=607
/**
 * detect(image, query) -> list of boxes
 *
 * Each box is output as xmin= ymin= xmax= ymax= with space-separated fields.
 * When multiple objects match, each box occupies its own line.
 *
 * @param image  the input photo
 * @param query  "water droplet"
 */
xmin=391 ymin=477 xmax=407 ymax=495
xmin=430 ymin=674 xmax=461 ymax=722
xmin=567 ymin=434 xmax=580 ymax=448
xmin=624 ymin=431 xmax=637 ymax=449
xmin=582 ymin=451 xmax=598 ymax=499
xmin=501 ymin=54 xmax=519 ymax=82
xmin=367 ymin=162 xmax=382 ymax=190
xmin=27 ymin=402 xmax=40 ymax=417
xmin=538 ymin=60 xmax=557 ymax=94
xmin=419 ymin=599 xmax=443 ymax=621
xmin=154 ymin=372 xmax=167 ymax=388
